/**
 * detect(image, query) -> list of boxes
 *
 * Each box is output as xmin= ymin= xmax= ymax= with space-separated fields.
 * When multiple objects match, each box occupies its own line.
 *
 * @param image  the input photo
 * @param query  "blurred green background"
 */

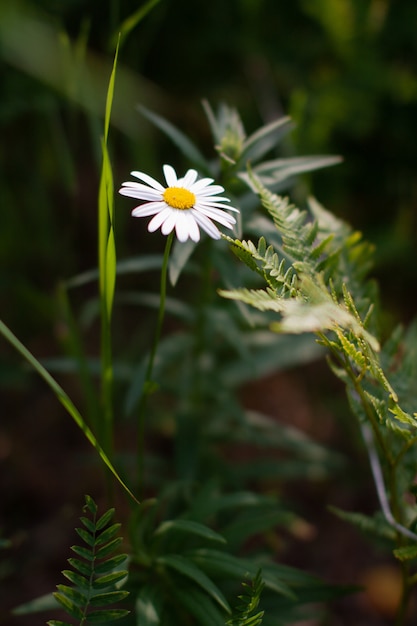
xmin=1 ymin=0 xmax=416 ymax=342
xmin=1 ymin=1 xmax=416 ymax=622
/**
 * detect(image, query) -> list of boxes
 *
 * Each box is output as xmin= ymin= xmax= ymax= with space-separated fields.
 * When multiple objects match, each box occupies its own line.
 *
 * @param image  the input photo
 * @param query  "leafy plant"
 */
xmin=220 ymin=169 xmax=417 ymax=621
xmin=47 ymin=495 xmax=129 ymax=626
xmin=227 ymin=570 xmax=265 ymax=626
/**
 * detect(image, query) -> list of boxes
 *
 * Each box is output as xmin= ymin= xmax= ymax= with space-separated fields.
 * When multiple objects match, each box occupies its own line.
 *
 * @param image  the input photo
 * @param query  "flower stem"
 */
xmin=136 ymin=232 xmax=174 ymax=494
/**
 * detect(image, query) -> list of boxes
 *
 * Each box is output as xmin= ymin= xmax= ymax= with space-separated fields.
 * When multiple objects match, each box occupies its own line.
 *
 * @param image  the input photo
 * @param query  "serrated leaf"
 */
xmin=389 ymin=404 xmax=417 ymax=428
xmin=157 ymin=554 xmax=231 ymax=613
xmin=393 ymin=545 xmax=417 ymax=562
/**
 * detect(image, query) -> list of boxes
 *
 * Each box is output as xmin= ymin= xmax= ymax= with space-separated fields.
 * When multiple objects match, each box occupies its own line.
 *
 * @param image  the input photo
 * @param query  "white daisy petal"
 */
xmin=132 ymin=201 xmax=167 ymax=217
xmin=130 ymin=171 xmax=165 ymax=191
xmin=148 ymin=207 xmax=173 ymax=232
xmin=174 ymin=211 xmax=200 ymax=242
xmin=163 ymin=164 xmax=178 ymax=187
xmin=161 ymin=211 xmax=178 ymax=235
xmin=196 ymin=206 xmax=237 ymax=228
xmin=192 ymin=211 xmax=222 ymax=239
xmin=119 ymin=186 xmax=162 ymax=201
xmin=191 ymin=183 xmax=225 ymax=196
xmin=120 ymin=164 xmax=240 ymax=242
xmin=189 ymin=177 xmax=216 ymax=191
xmin=178 ymin=169 xmax=199 ymax=188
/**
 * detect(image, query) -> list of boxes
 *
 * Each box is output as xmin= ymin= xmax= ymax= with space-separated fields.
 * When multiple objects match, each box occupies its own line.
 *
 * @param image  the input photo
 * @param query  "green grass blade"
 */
xmin=0 ymin=318 xmax=139 ymax=504
xmin=98 ymin=39 xmax=119 ymax=455
xmin=112 ymin=0 xmax=161 ymax=48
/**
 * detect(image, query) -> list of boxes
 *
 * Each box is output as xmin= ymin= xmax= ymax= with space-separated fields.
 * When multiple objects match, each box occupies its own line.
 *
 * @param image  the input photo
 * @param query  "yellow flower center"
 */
xmin=163 ymin=187 xmax=196 ymax=210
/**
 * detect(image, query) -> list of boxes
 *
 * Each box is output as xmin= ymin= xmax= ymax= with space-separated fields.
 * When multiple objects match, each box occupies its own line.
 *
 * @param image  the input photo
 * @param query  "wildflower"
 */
xmin=119 ymin=164 xmax=239 ymax=242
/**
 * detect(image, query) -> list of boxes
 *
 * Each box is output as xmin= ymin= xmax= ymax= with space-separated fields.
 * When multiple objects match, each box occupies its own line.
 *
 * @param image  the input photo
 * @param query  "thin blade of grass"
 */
xmin=0 ymin=319 xmax=139 ymax=504
xmin=111 ymin=0 xmax=161 ymax=49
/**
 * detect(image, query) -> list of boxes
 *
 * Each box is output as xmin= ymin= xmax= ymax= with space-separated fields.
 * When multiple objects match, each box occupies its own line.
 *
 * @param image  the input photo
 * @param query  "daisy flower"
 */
xmin=119 ymin=164 xmax=239 ymax=243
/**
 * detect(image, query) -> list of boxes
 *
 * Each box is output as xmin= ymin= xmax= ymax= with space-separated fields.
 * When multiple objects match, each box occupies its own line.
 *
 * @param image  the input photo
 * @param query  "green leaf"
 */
xmin=86 ymin=609 xmax=130 ymax=623
xmin=139 ymin=105 xmax=209 ymax=173
xmin=135 ymin=585 xmax=164 ymax=626
xmin=62 ymin=569 xmax=89 ymax=589
xmin=240 ymin=116 xmax=294 ymax=164
xmin=89 ymin=591 xmax=129 ymax=607
xmin=56 ymin=584 xmax=88 ymax=606
xmin=53 ymin=592 xmax=84 ymax=620
xmin=96 ymin=523 xmax=121 ymax=546
xmin=189 ymin=549 xmax=294 ymax=598
xmin=68 ymin=557 xmax=92 ymax=577
xmin=96 ymin=508 xmax=115 ymax=531
xmin=153 ymin=519 xmax=227 ymax=545
xmin=112 ymin=0 xmax=160 ymax=47
xmin=75 ymin=527 xmax=95 ymax=547
xmin=172 ymin=585 xmax=227 ymax=626
xmin=80 ymin=516 xmax=96 ymax=533
xmin=71 ymin=544 xmax=94 ymax=561
xmin=157 ymin=554 xmax=231 ymax=613
xmin=393 ymin=545 xmax=417 ymax=562
xmin=94 ymin=554 xmax=128 ymax=575
xmin=95 ymin=537 xmax=123 ymax=560
xmin=93 ymin=570 xmax=128 ymax=588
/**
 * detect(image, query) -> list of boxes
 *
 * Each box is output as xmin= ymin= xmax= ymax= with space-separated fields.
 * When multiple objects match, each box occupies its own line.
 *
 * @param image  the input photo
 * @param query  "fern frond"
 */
xmin=227 ymin=570 xmax=265 ymax=626
xmin=47 ymin=495 xmax=129 ymax=626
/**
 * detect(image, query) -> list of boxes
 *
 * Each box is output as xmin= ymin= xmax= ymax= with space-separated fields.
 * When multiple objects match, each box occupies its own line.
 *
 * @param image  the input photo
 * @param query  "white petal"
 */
xmin=119 ymin=185 xmax=162 ymax=201
xmin=175 ymin=211 xmax=200 ymax=242
xmin=178 ymin=169 xmax=199 ymax=188
xmin=148 ymin=207 xmax=173 ymax=232
xmin=130 ymin=171 xmax=165 ymax=191
xmin=195 ymin=205 xmax=237 ymax=227
xmin=160 ymin=211 xmax=178 ymax=235
xmin=197 ymin=199 xmax=240 ymax=212
xmin=192 ymin=212 xmax=221 ymax=239
xmin=132 ymin=201 xmax=167 ymax=217
xmin=163 ymin=164 xmax=178 ymax=187
xmin=193 ymin=184 xmax=225 ymax=196
xmin=189 ymin=177 xmax=217 ymax=192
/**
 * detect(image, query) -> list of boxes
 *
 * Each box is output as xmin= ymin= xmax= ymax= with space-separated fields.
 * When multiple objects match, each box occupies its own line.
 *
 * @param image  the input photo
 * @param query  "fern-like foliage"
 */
xmin=222 ymin=168 xmax=417 ymax=561
xmin=226 ymin=570 xmax=265 ymax=626
xmin=47 ymin=495 xmax=129 ymax=626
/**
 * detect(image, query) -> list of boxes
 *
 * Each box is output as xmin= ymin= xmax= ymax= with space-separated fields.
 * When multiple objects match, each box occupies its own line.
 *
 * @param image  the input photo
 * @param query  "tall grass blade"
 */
xmin=0 ymin=319 xmax=139 ymax=504
xmin=98 ymin=38 xmax=119 ymax=454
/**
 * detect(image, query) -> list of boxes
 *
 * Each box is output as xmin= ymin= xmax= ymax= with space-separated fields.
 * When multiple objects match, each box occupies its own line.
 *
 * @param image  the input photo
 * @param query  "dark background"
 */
xmin=1 ymin=0 xmax=416 ymax=623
